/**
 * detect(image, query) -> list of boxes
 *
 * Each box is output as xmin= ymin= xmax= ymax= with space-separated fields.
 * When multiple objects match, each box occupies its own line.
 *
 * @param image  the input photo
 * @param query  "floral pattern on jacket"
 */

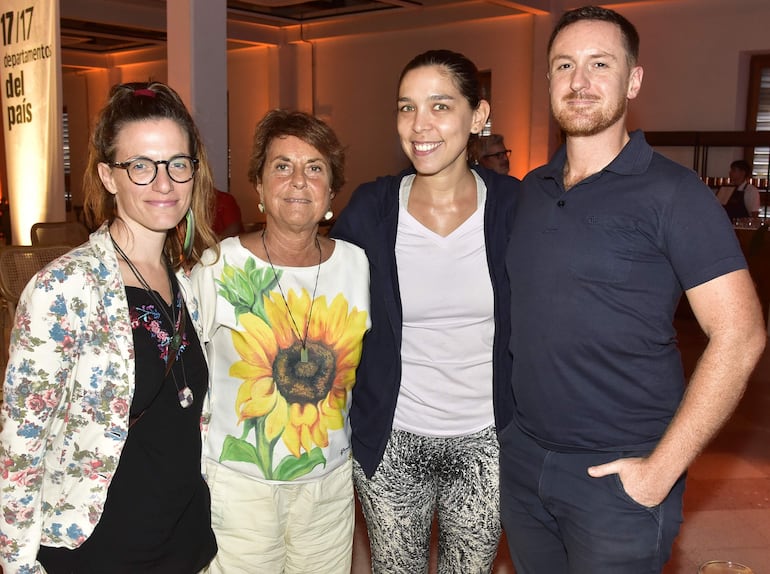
xmin=0 ymin=223 xmax=206 ymax=574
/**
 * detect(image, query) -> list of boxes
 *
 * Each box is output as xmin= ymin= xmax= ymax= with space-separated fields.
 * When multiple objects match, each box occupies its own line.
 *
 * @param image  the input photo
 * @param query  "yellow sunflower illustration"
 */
xmin=228 ymin=288 xmax=368 ymax=474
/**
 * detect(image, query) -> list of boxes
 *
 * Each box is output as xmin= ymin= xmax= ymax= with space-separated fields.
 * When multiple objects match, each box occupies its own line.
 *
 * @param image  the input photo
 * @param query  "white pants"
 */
xmin=204 ymin=458 xmax=354 ymax=574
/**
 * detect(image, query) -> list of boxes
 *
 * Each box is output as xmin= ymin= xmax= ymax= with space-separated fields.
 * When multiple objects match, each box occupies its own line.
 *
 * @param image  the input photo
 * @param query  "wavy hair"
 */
xmin=83 ymin=81 xmax=218 ymax=270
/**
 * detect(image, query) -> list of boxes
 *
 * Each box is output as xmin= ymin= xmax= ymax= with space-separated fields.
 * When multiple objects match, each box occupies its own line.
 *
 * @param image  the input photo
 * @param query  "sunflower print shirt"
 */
xmin=192 ymin=237 xmax=370 ymax=483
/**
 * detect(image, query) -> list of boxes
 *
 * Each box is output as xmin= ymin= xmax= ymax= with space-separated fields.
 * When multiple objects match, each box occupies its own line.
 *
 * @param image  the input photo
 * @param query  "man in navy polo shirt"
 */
xmin=500 ymin=6 xmax=766 ymax=573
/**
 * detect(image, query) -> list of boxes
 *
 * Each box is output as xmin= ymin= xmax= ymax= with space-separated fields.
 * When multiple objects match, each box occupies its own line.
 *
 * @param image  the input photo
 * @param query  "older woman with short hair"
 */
xmin=193 ymin=109 xmax=371 ymax=574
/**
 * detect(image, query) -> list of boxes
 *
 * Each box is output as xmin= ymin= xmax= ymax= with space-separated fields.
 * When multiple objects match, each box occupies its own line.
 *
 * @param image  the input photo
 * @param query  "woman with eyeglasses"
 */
xmin=331 ymin=50 xmax=519 ymax=572
xmin=0 ymin=81 xmax=220 ymax=573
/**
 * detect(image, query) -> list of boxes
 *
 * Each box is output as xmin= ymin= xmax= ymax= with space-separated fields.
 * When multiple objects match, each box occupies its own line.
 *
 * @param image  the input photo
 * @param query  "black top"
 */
xmin=506 ymin=130 xmax=746 ymax=452
xmin=725 ymin=185 xmax=750 ymax=220
xmin=38 ymin=281 xmax=216 ymax=573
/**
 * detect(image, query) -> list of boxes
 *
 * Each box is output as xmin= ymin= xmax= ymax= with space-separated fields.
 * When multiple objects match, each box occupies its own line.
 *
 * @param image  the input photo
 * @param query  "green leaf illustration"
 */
xmin=220 ymin=416 xmax=281 ymax=479
xmin=220 ymin=435 xmax=260 ymax=465
xmin=216 ymin=256 xmax=278 ymax=323
xmin=274 ymin=447 xmax=327 ymax=481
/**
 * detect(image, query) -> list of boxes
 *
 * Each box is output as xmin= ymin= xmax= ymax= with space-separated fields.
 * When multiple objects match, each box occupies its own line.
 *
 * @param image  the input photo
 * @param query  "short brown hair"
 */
xmin=247 ymin=110 xmax=346 ymax=195
xmin=548 ymin=5 xmax=640 ymax=67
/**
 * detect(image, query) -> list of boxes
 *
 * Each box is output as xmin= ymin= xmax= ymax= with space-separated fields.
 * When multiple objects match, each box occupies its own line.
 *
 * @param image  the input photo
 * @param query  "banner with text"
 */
xmin=1 ymin=0 xmax=65 ymax=245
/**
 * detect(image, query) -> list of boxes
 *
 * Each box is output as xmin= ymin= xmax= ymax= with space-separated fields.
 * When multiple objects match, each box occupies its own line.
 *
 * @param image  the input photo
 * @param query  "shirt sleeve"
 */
xmin=665 ymin=172 xmax=747 ymax=290
xmin=0 ymin=271 xmax=79 ymax=574
xmin=330 ymin=183 xmax=377 ymax=249
xmin=190 ymin=252 xmax=220 ymax=345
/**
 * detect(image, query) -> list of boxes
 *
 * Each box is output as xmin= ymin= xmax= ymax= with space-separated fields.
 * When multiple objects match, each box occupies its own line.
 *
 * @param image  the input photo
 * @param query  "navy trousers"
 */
xmin=499 ymin=421 xmax=685 ymax=574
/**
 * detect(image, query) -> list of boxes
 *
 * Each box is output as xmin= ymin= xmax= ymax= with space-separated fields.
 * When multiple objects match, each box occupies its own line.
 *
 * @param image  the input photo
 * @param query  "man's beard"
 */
xmin=552 ymin=93 xmax=627 ymax=137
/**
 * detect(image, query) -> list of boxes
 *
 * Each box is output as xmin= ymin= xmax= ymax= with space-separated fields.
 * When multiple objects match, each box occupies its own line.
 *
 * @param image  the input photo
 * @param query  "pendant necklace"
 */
xmin=111 ymin=235 xmax=194 ymax=409
xmin=262 ymin=230 xmax=321 ymax=363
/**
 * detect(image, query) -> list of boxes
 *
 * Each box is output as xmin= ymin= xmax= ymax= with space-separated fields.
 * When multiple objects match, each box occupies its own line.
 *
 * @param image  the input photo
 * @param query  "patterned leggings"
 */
xmin=353 ymin=426 xmax=501 ymax=574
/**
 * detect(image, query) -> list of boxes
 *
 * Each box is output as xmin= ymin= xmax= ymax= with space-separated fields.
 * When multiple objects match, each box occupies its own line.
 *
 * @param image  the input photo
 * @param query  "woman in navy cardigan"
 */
xmin=331 ymin=49 xmax=519 ymax=573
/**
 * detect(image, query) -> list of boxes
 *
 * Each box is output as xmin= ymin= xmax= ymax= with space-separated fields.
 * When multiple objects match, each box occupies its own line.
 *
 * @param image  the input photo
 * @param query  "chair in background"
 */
xmin=30 ymin=221 xmax=90 ymax=247
xmin=0 ymin=245 xmax=72 ymax=373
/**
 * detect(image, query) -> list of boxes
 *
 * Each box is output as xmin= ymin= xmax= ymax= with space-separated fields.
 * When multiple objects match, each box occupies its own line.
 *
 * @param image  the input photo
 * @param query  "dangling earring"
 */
xmin=183 ymin=208 xmax=195 ymax=259
xmin=258 ymin=202 xmax=265 ymax=214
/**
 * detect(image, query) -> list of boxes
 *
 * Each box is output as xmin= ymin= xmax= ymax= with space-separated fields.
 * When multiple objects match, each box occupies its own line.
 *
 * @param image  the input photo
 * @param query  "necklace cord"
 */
xmin=261 ymin=230 xmax=322 ymax=361
xmin=110 ymin=234 xmax=194 ymax=418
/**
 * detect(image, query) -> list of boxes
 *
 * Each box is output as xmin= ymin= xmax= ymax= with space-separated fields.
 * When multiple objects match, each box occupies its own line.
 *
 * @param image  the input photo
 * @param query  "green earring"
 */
xmin=183 ymin=208 xmax=195 ymax=259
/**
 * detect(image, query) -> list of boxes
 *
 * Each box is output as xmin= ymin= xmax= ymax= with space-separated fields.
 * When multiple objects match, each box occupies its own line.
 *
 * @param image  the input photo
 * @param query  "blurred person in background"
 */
xmin=469 ymin=133 xmax=511 ymax=175
xmin=716 ymin=159 xmax=761 ymax=219
xmin=212 ymin=188 xmax=245 ymax=238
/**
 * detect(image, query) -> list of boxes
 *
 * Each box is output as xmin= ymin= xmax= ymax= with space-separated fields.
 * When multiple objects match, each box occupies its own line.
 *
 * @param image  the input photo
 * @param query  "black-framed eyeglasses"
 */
xmin=482 ymin=149 xmax=512 ymax=161
xmin=109 ymin=155 xmax=199 ymax=185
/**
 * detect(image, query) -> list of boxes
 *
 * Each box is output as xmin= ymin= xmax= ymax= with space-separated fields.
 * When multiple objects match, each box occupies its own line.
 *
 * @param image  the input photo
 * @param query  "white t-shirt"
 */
xmin=716 ymin=182 xmax=761 ymax=214
xmin=193 ymin=236 xmax=370 ymax=483
xmin=392 ymin=173 xmax=495 ymax=437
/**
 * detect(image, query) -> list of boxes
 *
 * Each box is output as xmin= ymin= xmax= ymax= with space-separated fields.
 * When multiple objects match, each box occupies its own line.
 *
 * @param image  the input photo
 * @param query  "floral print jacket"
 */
xmin=0 ymin=223 xmax=206 ymax=574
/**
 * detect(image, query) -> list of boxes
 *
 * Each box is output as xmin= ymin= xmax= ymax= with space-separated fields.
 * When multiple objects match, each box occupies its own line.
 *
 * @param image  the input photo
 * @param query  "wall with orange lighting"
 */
xmin=61 ymin=50 xmax=274 ymax=226
xmin=312 ymin=15 xmax=535 ymax=210
xmin=55 ymin=0 xmax=770 ymax=230
xmin=608 ymin=0 xmax=770 ymax=177
xmin=226 ymin=46 xmax=272 ymax=223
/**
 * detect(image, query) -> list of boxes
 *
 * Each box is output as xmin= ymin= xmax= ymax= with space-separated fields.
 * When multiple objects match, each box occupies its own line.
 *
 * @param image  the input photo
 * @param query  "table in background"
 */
xmin=734 ymin=223 xmax=769 ymax=333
